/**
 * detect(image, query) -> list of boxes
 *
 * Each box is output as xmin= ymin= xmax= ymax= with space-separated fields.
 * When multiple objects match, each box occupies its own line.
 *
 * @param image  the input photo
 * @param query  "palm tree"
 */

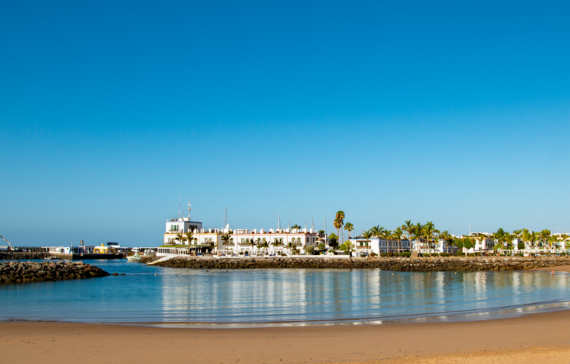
xmin=530 ymin=231 xmax=539 ymax=248
xmin=185 ymin=231 xmax=194 ymax=246
xmin=291 ymin=224 xmax=302 ymax=230
xmin=176 ymin=232 xmax=185 ymax=246
xmin=422 ymin=221 xmax=438 ymax=251
xmin=504 ymin=232 xmax=514 ymax=250
xmin=413 ymin=222 xmax=423 ymax=250
xmin=393 ymin=226 xmax=403 ymax=252
xmin=521 ymin=229 xmax=532 ymax=246
xmin=540 ymin=229 xmax=551 ymax=249
xmin=344 ymin=222 xmax=354 ymax=239
xmin=334 ymin=211 xmax=345 ymax=245
xmin=221 ymin=233 xmax=233 ymax=251
xmin=401 ymin=219 xmax=415 ymax=251
xmin=402 ymin=219 xmax=414 ymax=241
xmin=362 ymin=230 xmax=372 ymax=239
xmin=439 ymin=230 xmax=453 ymax=253
xmin=368 ymin=225 xmax=385 ymax=238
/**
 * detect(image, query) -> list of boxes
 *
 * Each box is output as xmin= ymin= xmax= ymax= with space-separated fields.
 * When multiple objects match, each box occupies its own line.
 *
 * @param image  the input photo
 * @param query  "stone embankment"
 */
xmin=0 ymin=262 xmax=109 ymax=285
xmin=0 ymin=251 xmax=49 ymax=260
xmin=152 ymin=256 xmax=570 ymax=272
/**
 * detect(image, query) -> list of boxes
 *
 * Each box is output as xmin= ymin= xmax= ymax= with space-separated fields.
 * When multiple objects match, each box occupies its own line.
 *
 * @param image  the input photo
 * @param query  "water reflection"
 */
xmin=159 ymin=269 xmax=568 ymax=324
xmin=0 ymin=260 xmax=566 ymax=324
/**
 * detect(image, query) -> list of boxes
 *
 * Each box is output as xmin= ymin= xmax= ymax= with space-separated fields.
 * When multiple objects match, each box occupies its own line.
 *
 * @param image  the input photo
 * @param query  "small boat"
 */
xmin=127 ymin=254 xmax=142 ymax=262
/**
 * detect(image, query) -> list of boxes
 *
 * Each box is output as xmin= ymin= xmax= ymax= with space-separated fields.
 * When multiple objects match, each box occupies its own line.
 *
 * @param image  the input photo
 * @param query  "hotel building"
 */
xmin=161 ymin=215 xmax=318 ymax=256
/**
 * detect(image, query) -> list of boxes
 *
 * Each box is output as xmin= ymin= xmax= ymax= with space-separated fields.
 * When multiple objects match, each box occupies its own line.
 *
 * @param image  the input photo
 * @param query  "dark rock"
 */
xmin=0 ymin=262 xmax=109 ymax=285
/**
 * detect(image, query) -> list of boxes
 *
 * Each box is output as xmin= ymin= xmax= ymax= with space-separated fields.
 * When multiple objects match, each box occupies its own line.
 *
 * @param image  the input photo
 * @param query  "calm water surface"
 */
xmin=0 ymin=260 xmax=568 ymax=326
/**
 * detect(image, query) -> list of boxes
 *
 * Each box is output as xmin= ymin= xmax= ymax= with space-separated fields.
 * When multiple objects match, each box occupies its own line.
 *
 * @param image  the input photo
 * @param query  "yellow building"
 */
xmin=93 ymin=244 xmax=109 ymax=254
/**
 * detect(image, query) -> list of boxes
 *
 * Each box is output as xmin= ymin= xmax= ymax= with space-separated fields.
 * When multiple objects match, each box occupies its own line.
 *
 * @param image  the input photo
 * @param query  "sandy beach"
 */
xmin=0 ymin=310 xmax=568 ymax=364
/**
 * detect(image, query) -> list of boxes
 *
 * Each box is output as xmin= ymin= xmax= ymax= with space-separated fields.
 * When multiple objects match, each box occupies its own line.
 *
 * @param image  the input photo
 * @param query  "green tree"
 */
xmin=493 ymin=228 xmax=506 ymax=244
xmin=328 ymin=233 xmax=339 ymax=249
xmin=306 ymin=245 xmax=315 ymax=255
xmin=340 ymin=240 xmax=352 ymax=255
xmin=291 ymin=224 xmax=302 ymax=230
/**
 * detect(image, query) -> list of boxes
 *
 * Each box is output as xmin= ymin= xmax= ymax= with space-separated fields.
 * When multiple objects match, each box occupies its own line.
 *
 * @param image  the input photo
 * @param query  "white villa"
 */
xmin=413 ymin=239 xmax=458 ymax=254
xmin=349 ymin=237 xmax=411 ymax=256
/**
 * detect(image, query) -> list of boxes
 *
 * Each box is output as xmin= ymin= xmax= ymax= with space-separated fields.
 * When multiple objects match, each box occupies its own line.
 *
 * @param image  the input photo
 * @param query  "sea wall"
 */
xmin=153 ymin=256 xmax=570 ymax=272
xmin=0 ymin=251 xmax=49 ymax=260
xmin=0 ymin=262 xmax=109 ymax=285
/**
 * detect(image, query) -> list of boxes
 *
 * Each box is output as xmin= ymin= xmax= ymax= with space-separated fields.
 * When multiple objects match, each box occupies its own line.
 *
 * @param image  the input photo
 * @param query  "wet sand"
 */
xmin=0 ymin=310 xmax=568 ymax=364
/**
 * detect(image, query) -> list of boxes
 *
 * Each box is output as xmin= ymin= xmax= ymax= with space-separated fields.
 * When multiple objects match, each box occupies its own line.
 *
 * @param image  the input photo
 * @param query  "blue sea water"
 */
xmin=0 ymin=260 xmax=568 ymax=326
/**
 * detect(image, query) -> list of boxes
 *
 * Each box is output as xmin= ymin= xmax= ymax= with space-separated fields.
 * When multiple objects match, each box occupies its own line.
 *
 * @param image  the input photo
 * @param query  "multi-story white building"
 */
xmin=228 ymin=228 xmax=318 ymax=256
xmin=162 ymin=213 xmax=318 ymax=256
xmin=163 ymin=217 xmax=203 ymax=244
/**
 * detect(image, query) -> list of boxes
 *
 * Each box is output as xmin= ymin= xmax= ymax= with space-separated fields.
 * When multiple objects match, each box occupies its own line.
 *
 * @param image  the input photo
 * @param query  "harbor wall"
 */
xmin=0 ymin=251 xmax=49 ymax=260
xmin=152 ymin=255 xmax=570 ymax=272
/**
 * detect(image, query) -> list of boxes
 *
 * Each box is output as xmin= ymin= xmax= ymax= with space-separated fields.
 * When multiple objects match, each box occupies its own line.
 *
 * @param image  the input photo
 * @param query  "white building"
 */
xmin=163 ymin=217 xmax=203 ymax=244
xmin=47 ymin=246 xmax=72 ymax=255
xmin=410 ymin=239 xmax=457 ymax=254
xmin=229 ymin=228 xmax=317 ymax=256
xmin=474 ymin=238 xmax=495 ymax=252
xmin=162 ymin=213 xmax=318 ymax=256
xmin=348 ymin=237 xmax=411 ymax=256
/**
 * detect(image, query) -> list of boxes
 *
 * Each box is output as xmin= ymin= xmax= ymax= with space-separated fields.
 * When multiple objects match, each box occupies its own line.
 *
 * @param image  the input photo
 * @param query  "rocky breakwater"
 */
xmin=0 ymin=261 xmax=109 ymax=285
xmin=153 ymin=255 xmax=570 ymax=272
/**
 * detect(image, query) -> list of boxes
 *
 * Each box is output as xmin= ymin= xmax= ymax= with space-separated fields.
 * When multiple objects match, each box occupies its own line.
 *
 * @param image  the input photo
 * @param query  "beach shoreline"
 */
xmin=1 ymin=310 xmax=568 ymax=364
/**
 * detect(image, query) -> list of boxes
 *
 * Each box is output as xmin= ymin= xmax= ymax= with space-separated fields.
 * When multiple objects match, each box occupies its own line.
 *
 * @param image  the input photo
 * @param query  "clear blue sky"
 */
xmin=1 ymin=1 xmax=569 ymax=244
